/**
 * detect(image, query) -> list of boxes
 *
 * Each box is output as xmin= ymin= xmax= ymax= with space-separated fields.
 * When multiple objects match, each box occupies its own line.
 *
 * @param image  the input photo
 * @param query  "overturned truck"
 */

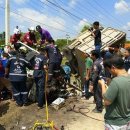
xmin=63 ymin=27 xmax=126 ymax=84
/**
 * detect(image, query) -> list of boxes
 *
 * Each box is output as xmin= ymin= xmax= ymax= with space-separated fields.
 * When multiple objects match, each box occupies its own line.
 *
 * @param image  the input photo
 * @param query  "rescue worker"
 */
xmin=36 ymin=25 xmax=53 ymax=44
xmin=10 ymin=28 xmax=21 ymax=45
xmin=33 ymin=48 xmax=48 ymax=109
xmin=5 ymin=46 xmax=32 ymax=106
xmin=44 ymin=39 xmax=60 ymax=86
xmin=22 ymin=27 xmax=37 ymax=47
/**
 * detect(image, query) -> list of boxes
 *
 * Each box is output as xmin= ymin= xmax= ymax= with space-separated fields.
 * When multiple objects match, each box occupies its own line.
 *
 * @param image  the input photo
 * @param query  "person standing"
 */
xmin=91 ymin=21 xmax=102 ymax=53
xmin=5 ymin=46 xmax=32 ymax=106
xmin=83 ymin=50 xmax=93 ymax=99
xmin=33 ymin=48 xmax=48 ymax=109
xmin=99 ymin=56 xmax=130 ymax=130
xmin=91 ymin=50 xmax=103 ymax=113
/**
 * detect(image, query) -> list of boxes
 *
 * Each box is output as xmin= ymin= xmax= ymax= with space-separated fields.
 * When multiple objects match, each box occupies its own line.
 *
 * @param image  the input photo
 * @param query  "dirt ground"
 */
xmin=0 ymin=96 xmax=105 ymax=130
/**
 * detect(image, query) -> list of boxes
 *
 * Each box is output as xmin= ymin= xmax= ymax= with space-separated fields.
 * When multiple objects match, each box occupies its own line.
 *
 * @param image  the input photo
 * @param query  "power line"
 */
xmin=30 ymin=0 xmax=79 ymax=34
xmin=44 ymin=0 xmax=92 ymax=25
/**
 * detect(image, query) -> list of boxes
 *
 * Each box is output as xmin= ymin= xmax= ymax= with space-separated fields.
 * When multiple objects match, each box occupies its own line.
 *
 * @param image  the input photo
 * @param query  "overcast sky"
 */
xmin=0 ymin=0 xmax=130 ymax=40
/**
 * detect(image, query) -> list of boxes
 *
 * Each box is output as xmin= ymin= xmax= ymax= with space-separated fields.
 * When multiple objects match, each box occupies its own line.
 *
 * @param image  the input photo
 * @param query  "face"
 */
xmin=124 ymin=50 xmax=129 ymax=57
xmin=107 ymin=66 xmax=117 ymax=76
xmin=91 ymin=54 xmax=95 ymax=61
xmin=93 ymin=24 xmax=98 ymax=29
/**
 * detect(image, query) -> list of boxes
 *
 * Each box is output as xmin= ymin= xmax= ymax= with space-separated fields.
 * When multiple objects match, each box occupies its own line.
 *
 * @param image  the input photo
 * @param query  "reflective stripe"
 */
xmin=54 ymin=70 xmax=60 ymax=73
xmin=19 ymin=58 xmax=29 ymax=64
xmin=9 ymin=73 xmax=27 ymax=76
xmin=13 ymin=93 xmax=20 ymax=96
xmin=21 ymin=92 xmax=28 ymax=95
xmin=48 ymin=73 xmax=53 ymax=75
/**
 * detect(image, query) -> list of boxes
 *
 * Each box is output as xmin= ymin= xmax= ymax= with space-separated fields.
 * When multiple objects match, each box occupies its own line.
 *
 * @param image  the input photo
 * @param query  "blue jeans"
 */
xmin=34 ymin=76 xmax=45 ymax=107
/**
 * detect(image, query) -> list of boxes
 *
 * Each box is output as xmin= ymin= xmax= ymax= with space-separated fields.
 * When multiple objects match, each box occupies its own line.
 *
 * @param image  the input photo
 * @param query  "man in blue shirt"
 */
xmin=5 ymin=46 xmax=32 ymax=106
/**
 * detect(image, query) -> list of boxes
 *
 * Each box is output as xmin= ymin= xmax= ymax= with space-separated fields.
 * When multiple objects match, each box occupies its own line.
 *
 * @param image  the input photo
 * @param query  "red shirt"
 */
xmin=10 ymin=34 xmax=21 ymax=44
xmin=22 ymin=32 xmax=37 ymax=46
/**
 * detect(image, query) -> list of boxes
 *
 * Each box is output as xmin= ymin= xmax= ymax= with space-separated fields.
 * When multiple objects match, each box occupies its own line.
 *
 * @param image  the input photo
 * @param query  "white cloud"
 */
xmin=13 ymin=0 xmax=29 ymax=4
xmin=10 ymin=8 xmax=66 ymax=38
xmin=114 ymin=0 xmax=129 ymax=14
xmin=69 ymin=0 xmax=79 ymax=7
xmin=74 ymin=18 xmax=90 ymax=31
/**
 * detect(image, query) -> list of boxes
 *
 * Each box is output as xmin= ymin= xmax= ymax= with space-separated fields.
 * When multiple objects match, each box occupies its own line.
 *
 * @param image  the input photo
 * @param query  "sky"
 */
xmin=0 ymin=0 xmax=130 ymax=40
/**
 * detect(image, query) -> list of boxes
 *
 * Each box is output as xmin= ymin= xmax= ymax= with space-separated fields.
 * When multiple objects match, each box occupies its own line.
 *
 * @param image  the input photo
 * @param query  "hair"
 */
xmin=2 ymin=52 xmax=8 ymax=58
xmin=103 ymin=56 xmax=124 ymax=69
xmin=91 ymin=50 xmax=100 ymax=59
xmin=14 ymin=43 xmax=21 ymax=51
xmin=93 ymin=21 xmax=99 ymax=26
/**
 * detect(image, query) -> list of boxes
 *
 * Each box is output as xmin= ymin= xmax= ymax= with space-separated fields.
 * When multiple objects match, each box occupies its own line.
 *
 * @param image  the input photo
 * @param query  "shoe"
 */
xmin=92 ymin=108 xmax=102 ymax=113
xmin=16 ymin=103 xmax=23 ymax=107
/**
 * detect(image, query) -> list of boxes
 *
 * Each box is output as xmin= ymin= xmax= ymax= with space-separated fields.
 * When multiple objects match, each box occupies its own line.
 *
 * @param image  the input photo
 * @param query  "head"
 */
xmin=2 ymin=52 xmax=8 ymax=59
xmin=28 ymin=27 xmax=35 ymax=34
xmin=103 ymin=56 xmax=124 ymax=76
xmin=16 ymin=26 xmax=18 ymax=29
xmin=93 ymin=21 xmax=99 ymax=29
xmin=84 ymin=49 xmax=91 ymax=58
xmin=124 ymin=48 xmax=130 ymax=58
xmin=36 ymin=25 xmax=42 ymax=33
xmin=37 ymin=47 xmax=46 ymax=55
xmin=65 ymin=62 xmax=69 ymax=66
xmin=14 ymin=43 xmax=21 ymax=51
xmin=91 ymin=50 xmax=100 ymax=61
xmin=19 ymin=46 xmax=28 ymax=55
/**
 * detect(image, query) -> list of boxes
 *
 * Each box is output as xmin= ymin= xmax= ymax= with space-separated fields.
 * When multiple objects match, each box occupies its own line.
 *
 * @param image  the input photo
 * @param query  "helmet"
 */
xmin=19 ymin=46 xmax=28 ymax=54
xmin=36 ymin=25 xmax=41 ymax=31
xmin=28 ymin=27 xmax=35 ymax=31
xmin=14 ymin=28 xmax=21 ymax=34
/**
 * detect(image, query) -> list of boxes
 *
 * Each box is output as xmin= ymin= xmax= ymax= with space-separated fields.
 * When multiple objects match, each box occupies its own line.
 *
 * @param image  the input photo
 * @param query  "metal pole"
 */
xmin=5 ymin=0 xmax=10 ymax=45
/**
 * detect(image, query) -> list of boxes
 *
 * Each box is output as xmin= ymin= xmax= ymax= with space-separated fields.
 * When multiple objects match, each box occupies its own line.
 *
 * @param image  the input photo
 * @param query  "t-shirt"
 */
xmin=94 ymin=29 xmax=101 ymax=46
xmin=104 ymin=75 xmax=130 ymax=126
xmin=84 ymin=57 xmax=93 ymax=77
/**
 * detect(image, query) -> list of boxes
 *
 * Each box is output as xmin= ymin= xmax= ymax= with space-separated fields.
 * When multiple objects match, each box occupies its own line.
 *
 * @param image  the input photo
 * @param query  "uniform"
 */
xmin=33 ymin=54 xmax=47 ymax=107
xmin=91 ymin=58 xmax=103 ymax=112
xmin=10 ymin=34 xmax=21 ymax=44
xmin=22 ymin=32 xmax=37 ymax=46
xmin=44 ymin=44 xmax=60 ymax=85
xmin=6 ymin=54 xmax=32 ymax=106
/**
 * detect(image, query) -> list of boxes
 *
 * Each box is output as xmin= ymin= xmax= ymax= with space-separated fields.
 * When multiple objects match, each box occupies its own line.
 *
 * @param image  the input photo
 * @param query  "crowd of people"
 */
xmin=0 ymin=21 xmax=130 ymax=130
xmin=82 ymin=21 xmax=130 ymax=130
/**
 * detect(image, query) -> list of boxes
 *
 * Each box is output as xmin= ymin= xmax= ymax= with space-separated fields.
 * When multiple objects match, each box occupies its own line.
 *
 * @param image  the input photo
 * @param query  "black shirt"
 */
xmin=94 ymin=29 xmax=101 ymax=46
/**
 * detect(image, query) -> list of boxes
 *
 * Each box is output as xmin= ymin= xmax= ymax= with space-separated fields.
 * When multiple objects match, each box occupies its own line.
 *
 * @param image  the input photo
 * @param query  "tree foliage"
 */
xmin=81 ymin=25 xmax=90 ymax=33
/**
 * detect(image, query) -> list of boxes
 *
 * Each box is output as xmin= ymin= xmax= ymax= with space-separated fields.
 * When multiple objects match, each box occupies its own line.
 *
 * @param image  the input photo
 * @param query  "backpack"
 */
xmin=0 ymin=59 xmax=4 ymax=73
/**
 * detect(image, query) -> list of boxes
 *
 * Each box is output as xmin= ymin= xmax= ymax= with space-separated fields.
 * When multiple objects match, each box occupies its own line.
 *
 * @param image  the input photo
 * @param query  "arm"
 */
xmin=98 ymin=79 xmax=118 ymax=106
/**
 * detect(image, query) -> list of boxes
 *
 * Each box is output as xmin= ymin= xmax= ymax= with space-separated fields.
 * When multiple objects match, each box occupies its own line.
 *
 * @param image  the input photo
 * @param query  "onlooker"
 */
xmin=91 ymin=21 xmax=102 ymax=53
xmin=90 ymin=50 xmax=103 ymax=113
xmin=83 ymin=50 xmax=93 ymax=99
xmin=124 ymin=48 xmax=130 ymax=73
xmin=63 ymin=62 xmax=71 ymax=84
xmin=99 ymin=56 xmax=130 ymax=130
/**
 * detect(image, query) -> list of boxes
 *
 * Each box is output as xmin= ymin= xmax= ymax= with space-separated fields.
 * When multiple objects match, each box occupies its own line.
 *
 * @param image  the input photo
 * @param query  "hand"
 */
xmin=86 ymin=76 xmax=89 ymax=81
xmin=98 ymin=79 xmax=105 ymax=87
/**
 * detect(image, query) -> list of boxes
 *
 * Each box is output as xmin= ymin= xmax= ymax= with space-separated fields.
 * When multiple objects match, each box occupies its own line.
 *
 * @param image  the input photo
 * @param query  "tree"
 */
xmin=81 ymin=25 xmax=90 ymax=33
xmin=55 ymin=39 xmax=71 ymax=50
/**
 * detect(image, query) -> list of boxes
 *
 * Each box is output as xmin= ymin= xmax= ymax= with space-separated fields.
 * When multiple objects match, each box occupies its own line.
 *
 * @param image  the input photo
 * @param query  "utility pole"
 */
xmin=66 ymin=34 xmax=70 ymax=45
xmin=5 ymin=0 xmax=10 ymax=45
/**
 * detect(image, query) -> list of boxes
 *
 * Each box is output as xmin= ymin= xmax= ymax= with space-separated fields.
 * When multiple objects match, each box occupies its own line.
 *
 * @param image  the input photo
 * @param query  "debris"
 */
xmin=51 ymin=98 xmax=65 ymax=110
xmin=21 ymin=126 xmax=26 ymax=130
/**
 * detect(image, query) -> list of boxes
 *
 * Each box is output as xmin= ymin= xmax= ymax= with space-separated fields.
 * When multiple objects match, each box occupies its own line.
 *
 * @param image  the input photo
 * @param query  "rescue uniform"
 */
xmin=44 ymin=44 xmax=60 ymax=85
xmin=91 ymin=58 xmax=103 ymax=112
xmin=33 ymin=54 xmax=47 ymax=107
xmin=6 ymin=54 xmax=32 ymax=106
xmin=10 ymin=34 xmax=21 ymax=44
xmin=22 ymin=32 xmax=37 ymax=46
